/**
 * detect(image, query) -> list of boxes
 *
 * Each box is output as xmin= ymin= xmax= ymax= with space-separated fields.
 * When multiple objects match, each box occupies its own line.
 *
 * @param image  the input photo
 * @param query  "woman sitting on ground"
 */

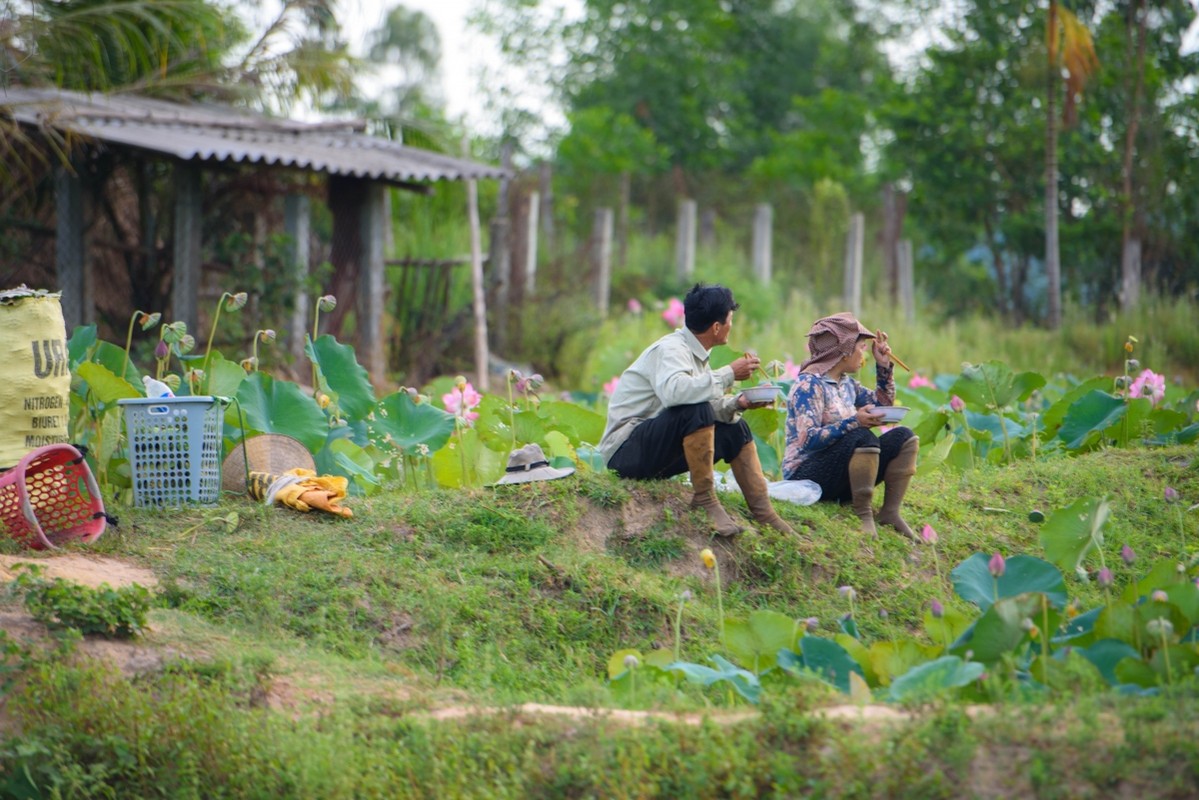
xmin=781 ymin=313 xmax=919 ymax=538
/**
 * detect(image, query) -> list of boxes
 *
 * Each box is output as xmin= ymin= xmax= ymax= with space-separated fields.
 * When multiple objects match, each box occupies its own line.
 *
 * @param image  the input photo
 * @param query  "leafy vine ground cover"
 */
xmin=2 ymin=298 xmax=1199 ymax=796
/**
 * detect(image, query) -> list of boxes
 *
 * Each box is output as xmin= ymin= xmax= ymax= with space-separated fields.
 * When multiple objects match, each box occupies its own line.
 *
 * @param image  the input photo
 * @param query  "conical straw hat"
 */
xmin=222 ymin=434 xmax=314 ymax=493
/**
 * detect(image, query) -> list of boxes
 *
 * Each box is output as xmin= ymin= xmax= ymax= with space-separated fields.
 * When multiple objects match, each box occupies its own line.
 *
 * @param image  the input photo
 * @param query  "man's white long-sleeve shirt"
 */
xmin=597 ymin=327 xmax=742 ymax=466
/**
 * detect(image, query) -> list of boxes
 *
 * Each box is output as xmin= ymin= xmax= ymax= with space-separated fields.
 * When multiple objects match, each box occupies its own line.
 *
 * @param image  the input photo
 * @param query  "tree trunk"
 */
xmin=1045 ymin=0 xmax=1062 ymax=330
xmin=1120 ymin=0 xmax=1147 ymax=312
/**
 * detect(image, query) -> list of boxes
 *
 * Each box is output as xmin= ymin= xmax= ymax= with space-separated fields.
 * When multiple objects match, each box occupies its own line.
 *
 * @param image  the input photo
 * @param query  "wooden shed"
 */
xmin=0 ymin=86 xmax=507 ymax=385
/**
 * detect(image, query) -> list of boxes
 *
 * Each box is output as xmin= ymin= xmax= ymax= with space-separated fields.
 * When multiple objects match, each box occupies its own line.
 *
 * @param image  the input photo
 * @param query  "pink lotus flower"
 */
xmin=662 ymin=298 xmax=685 ymax=328
xmin=782 ymin=359 xmax=800 ymax=380
xmin=443 ymin=382 xmax=482 ymax=425
xmin=627 ymin=298 xmax=643 ymax=314
xmin=950 ymin=395 xmax=965 ymax=413
xmin=908 ymin=373 xmax=933 ymax=389
xmin=1129 ymin=369 xmax=1166 ymax=405
xmin=603 ymin=376 xmax=621 ymax=397
xmin=1097 ymin=567 xmax=1113 ymax=588
xmin=921 ymin=524 xmax=938 ymax=545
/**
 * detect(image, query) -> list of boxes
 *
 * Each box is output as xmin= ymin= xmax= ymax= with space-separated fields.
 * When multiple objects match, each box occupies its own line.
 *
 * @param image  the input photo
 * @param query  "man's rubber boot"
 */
xmin=729 ymin=440 xmax=796 ymax=536
xmin=848 ymin=446 xmax=880 ymax=536
xmin=876 ymin=435 xmax=920 ymax=539
xmin=683 ymin=427 xmax=745 ymax=537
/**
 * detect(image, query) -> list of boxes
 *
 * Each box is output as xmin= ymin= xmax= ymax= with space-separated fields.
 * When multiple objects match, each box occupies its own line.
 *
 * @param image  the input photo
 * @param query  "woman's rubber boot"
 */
xmin=877 ymin=436 xmax=919 ymax=539
xmin=683 ymin=427 xmax=745 ymax=537
xmin=847 ymin=446 xmax=880 ymax=536
xmin=729 ymin=440 xmax=796 ymax=536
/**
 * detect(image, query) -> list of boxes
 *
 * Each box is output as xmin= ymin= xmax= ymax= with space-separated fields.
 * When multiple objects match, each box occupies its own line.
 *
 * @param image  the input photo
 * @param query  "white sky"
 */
xmin=338 ymin=0 xmax=487 ymax=123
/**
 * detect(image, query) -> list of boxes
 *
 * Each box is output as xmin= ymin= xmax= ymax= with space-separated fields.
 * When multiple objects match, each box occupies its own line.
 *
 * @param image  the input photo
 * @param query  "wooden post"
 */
xmin=881 ymin=183 xmax=904 ymax=305
xmin=539 ymin=161 xmax=555 ymax=254
xmin=699 ymin=208 xmax=716 ymax=249
xmin=617 ymin=171 xmax=630 ymax=268
xmin=465 ymin=139 xmax=490 ymax=391
xmin=488 ymin=216 xmax=510 ymax=351
xmin=593 ymin=207 xmax=614 ymax=317
xmin=675 ymin=199 xmax=696 ymax=281
xmin=752 ymin=203 xmax=773 ymax=284
xmin=284 ymin=194 xmax=311 ymax=362
xmin=1120 ymin=238 xmax=1141 ymax=312
xmin=359 ymin=182 xmax=387 ymax=386
xmin=54 ymin=167 xmax=88 ymax=330
xmin=898 ymin=238 xmax=915 ymax=323
xmin=172 ymin=161 xmax=202 ymax=333
xmin=524 ymin=191 xmax=539 ymax=295
xmin=843 ymin=212 xmax=864 ymax=317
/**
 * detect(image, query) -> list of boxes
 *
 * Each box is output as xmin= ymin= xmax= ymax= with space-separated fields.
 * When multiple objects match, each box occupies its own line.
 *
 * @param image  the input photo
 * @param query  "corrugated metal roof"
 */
xmin=1 ymin=87 xmax=509 ymax=184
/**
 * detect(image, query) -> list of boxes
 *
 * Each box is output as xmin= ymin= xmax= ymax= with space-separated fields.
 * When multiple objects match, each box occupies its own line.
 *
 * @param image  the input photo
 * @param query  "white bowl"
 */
xmin=740 ymin=384 xmax=781 ymax=404
xmin=874 ymin=406 xmax=910 ymax=423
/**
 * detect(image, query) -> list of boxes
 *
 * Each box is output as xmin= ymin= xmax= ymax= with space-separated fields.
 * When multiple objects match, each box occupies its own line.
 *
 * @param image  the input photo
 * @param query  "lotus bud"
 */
xmin=226 ymin=291 xmax=248 ymax=311
xmin=240 ymin=357 xmax=258 ymax=372
xmin=1126 ymin=358 xmax=1140 ymax=371
xmin=318 ymin=295 xmax=337 ymax=313
xmin=623 ymin=654 xmax=639 ymax=670
xmin=140 ymin=312 xmax=162 ymax=330
xmin=1151 ymin=589 xmax=1169 ymax=603
xmin=627 ymin=298 xmax=642 ymax=313
xmin=1121 ymin=545 xmax=1136 ymax=565
xmin=1097 ymin=567 xmax=1113 ymax=588
xmin=154 ymin=339 xmax=169 ymax=360
xmin=259 ymin=329 xmax=277 ymax=344
xmin=679 ymin=590 xmax=692 ymax=603
xmin=921 ymin=524 xmax=938 ymax=545
xmin=930 ymin=599 xmax=944 ymax=618
xmin=1145 ymin=618 xmax=1174 ymax=638
xmin=804 ymin=617 xmax=819 ymax=633
xmin=1165 ymin=486 xmax=1180 ymax=504
xmin=988 ymin=552 xmax=1006 ymax=578
xmin=950 ymin=395 xmax=965 ymax=413
xmin=838 ymin=586 xmax=856 ymax=601
xmin=700 ymin=549 xmax=716 ymax=570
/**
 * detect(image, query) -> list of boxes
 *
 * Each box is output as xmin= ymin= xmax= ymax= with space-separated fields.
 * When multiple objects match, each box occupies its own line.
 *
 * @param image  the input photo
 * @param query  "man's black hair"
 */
xmin=683 ymin=283 xmax=740 ymax=333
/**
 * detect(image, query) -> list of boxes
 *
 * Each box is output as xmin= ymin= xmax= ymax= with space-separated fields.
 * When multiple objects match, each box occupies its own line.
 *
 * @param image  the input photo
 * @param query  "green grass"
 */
xmin=3 ymin=445 xmax=1199 ymax=796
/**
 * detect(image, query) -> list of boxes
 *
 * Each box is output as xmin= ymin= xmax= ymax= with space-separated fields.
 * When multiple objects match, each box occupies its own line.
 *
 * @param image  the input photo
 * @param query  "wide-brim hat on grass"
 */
xmin=222 ymin=434 xmax=315 ymax=493
xmin=492 ymin=443 xmax=575 ymax=485
xmin=800 ymin=312 xmax=875 ymax=375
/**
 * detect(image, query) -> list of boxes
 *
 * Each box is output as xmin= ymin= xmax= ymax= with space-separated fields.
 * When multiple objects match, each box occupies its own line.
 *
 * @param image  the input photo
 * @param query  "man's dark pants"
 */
xmin=607 ymin=402 xmax=752 ymax=479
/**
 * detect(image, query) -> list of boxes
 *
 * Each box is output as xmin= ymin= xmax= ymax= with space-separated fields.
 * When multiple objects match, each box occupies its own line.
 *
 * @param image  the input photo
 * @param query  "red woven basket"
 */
xmin=0 ymin=444 xmax=106 ymax=550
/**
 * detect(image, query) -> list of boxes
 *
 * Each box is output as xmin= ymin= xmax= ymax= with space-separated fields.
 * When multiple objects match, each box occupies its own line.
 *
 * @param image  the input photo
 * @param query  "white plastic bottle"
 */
xmin=143 ymin=375 xmax=175 ymax=398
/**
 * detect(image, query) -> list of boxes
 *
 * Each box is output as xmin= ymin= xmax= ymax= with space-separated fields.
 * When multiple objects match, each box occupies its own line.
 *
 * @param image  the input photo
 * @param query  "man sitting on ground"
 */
xmin=598 ymin=283 xmax=795 ymax=537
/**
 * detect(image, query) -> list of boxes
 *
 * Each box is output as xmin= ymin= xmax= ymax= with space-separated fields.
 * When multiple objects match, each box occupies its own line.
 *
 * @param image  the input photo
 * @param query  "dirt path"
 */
xmin=0 ymin=554 xmax=158 ymax=589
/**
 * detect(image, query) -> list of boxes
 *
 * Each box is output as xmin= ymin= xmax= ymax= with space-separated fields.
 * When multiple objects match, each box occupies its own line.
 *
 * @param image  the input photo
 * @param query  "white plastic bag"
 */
xmin=766 ymin=480 xmax=822 ymax=506
xmin=714 ymin=471 xmax=821 ymax=506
